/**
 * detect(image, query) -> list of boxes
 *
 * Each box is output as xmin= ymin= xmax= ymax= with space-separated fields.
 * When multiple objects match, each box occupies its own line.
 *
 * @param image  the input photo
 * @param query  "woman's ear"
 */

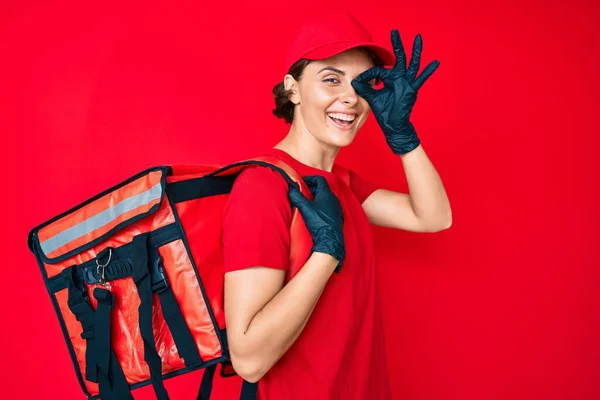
xmin=284 ymin=74 xmax=300 ymax=105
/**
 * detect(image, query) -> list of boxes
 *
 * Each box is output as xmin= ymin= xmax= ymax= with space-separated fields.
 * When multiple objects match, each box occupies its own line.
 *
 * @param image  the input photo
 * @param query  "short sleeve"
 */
xmin=222 ymin=166 xmax=292 ymax=273
xmin=348 ymin=169 xmax=380 ymax=204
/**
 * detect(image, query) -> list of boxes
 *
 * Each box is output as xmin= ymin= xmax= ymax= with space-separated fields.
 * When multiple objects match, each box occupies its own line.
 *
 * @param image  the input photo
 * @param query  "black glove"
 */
xmin=351 ymin=30 xmax=440 ymax=155
xmin=288 ymin=176 xmax=345 ymax=272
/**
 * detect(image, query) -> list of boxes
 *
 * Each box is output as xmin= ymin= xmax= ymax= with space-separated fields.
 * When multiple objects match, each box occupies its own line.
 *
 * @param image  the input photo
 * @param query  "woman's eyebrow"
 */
xmin=317 ymin=66 xmax=345 ymax=75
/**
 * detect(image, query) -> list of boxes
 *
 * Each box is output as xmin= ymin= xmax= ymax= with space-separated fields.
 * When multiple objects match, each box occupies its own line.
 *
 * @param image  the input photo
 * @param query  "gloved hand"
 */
xmin=288 ymin=176 xmax=345 ymax=272
xmin=351 ymin=30 xmax=440 ymax=155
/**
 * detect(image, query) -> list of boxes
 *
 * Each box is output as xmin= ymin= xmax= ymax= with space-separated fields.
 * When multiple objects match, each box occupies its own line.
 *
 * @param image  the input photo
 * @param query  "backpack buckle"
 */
xmin=150 ymin=252 xmax=169 ymax=293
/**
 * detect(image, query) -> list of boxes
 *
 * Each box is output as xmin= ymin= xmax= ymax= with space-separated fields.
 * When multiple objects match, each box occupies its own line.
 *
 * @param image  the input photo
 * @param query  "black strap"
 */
xmin=196 ymin=364 xmax=258 ymax=400
xmin=149 ymin=246 xmax=203 ymax=369
xmin=131 ymin=234 xmax=170 ymax=400
xmin=159 ymin=287 xmax=203 ymax=367
xmin=240 ymin=380 xmax=258 ymax=399
xmin=93 ymin=288 xmax=113 ymax=387
xmin=66 ymin=268 xmax=133 ymax=400
xmin=196 ymin=364 xmax=217 ymax=400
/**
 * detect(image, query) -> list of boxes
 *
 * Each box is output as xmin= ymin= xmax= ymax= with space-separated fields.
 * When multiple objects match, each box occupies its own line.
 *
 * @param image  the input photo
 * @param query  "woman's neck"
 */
xmin=274 ymin=124 xmax=339 ymax=172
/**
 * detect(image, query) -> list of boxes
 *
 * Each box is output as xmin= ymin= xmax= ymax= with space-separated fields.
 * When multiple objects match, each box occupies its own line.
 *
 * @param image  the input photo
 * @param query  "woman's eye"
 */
xmin=323 ymin=77 xmax=339 ymax=84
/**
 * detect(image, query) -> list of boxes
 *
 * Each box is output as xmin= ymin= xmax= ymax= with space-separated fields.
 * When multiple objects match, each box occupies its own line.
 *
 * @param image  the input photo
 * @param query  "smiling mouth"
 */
xmin=327 ymin=112 xmax=356 ymax=129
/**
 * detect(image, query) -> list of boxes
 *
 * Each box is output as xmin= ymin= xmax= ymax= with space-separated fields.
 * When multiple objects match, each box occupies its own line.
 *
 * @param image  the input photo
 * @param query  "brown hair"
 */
xmin=271 ymin=47 xmax=384 ymax=124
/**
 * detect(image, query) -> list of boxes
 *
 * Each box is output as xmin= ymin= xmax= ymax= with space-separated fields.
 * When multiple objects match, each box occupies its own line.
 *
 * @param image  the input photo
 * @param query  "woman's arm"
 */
xmin=224 ymin=252 xmax=338 ymax=383
xmin=225 ymin=175 xmax=345 ymax=383
xmin=362 ymin=144 xmax=452 ymax=232
xmin=352 ymin=31 xmax=449 ymax=232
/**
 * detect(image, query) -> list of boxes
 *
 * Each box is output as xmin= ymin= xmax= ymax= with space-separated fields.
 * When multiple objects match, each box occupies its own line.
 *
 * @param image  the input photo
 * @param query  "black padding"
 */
xmin=167 ymin=175 xmax=237 ymax=203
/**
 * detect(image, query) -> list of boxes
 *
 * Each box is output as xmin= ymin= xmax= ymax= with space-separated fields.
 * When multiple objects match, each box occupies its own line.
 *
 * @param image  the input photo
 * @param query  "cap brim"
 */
xmin=303 ymin=40 xmax=395 ymax=67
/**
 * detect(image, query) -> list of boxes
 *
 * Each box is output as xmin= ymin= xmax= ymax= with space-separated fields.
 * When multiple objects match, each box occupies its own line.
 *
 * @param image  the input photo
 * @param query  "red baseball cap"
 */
xmin=283 ymin=12 xmax=395 ymax=73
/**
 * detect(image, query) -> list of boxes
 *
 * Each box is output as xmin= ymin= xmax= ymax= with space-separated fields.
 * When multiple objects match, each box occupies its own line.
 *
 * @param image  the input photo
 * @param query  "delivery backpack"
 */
xmin=27 ymin=156 xmax=321 ymax=400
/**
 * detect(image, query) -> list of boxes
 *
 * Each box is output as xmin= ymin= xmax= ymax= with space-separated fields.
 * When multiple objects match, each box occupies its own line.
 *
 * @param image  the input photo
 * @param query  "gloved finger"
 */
xmin=391 ymin=29 xmax=407 ymax=72
xmin=304 ymin=175 xmax=331 ymax=199
xmin=288 ymin=184 xmax=312 ymax=214
xmin=353 ymin=66 xmax=384 ymax=85
xmin=413 ymin=60 xmax=440 ymax=90
xmin=303 ymin=175 xmax=329 ymax=196
xmin=351 ymin=79 xmax=377 ymax=103
xmin=406 ymin=34 xmax=423 ymax=83
xmin=353 ymin=66 xmax=386 ymax=100
xmin=302 ymin=176 xmax=320 ymax=197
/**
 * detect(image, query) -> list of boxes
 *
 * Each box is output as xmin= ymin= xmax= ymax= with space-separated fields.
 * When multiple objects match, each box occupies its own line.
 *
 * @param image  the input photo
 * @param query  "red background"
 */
xmin=1 ymin=0 xmax=599 ymax=399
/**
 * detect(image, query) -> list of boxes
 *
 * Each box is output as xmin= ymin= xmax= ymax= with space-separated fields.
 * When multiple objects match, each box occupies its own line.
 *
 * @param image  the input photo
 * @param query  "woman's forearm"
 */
xmin=231 ymin=252 xmax=338 ymax=382
xmin=400 ymin=144 xmax=452 ymax=228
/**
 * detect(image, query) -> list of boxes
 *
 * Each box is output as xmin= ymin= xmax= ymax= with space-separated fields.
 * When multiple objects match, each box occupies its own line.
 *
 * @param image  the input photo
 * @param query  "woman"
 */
xmin=221 ymin=12 xmax=452 ymax=399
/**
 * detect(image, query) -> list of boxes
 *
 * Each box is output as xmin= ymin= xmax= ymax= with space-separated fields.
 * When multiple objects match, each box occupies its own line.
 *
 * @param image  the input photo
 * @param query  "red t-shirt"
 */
xmin=221 ymin=148 xmax=391 ymax=399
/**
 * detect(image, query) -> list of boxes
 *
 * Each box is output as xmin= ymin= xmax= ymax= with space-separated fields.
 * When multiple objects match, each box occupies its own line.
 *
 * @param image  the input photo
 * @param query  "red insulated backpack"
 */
xmin=27 ymin=156 xmax=318 ymax=400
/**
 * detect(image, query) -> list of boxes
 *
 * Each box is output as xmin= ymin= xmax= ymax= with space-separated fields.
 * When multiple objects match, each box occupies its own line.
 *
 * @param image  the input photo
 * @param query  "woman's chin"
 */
xmin=326 ymin=129 xmax=358 ymax=148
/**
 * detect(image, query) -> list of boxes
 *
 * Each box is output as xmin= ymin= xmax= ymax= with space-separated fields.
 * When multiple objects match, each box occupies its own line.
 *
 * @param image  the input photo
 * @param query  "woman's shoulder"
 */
xmin=233 ymin=165 xmax=289 ymax=191
xmin=226 ymin=165 xmax=291 ymax=212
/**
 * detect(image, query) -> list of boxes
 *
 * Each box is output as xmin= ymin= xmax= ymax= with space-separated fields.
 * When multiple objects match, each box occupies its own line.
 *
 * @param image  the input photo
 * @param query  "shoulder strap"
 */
xmin=208 ymin=155 xmax=312 ymax=199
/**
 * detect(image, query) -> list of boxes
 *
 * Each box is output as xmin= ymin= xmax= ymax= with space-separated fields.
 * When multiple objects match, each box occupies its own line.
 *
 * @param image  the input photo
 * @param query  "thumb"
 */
xmin=288 ymin=184 xmax=312 ymax=215
xmin=351 ymin=79 xmax=377 ymax=103
xmin=303 ymin=175 xmax=329 ymax=197
xmin=352 ymin=66 xmax=384 ymax=102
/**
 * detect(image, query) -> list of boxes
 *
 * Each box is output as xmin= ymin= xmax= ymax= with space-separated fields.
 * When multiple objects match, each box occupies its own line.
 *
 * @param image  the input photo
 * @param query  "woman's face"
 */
xmin=286 ymin=48 xmax=377 ymax=149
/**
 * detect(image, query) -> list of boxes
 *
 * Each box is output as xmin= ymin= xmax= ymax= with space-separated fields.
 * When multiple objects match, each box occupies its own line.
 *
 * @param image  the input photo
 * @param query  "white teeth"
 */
xmin=327 ymin=112 xmax=356 ymax=122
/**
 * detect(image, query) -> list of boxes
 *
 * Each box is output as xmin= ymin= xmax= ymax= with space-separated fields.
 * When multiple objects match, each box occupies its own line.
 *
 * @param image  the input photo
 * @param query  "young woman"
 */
xmin=221 ymin=12 xmax=451 ymax=399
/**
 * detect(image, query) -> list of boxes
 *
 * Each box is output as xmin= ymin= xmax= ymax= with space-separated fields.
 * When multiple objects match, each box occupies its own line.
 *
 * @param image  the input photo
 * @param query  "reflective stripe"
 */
xmin=40 ymin=183 xmax=163 ymax=256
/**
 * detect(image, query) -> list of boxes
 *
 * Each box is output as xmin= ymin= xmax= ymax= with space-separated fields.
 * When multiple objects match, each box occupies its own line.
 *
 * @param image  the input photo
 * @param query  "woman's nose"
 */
xmin=341 ymin=85 xmax=359 ymax=106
